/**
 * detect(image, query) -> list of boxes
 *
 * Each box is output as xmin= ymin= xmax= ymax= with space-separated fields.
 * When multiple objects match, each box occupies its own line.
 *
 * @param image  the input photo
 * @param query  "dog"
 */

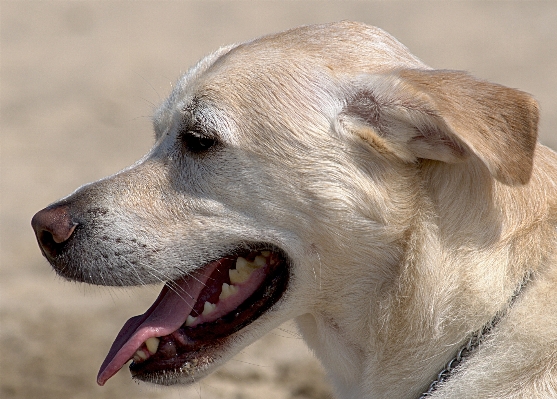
xmin=31 ymin=21 xmax=557 ymax=398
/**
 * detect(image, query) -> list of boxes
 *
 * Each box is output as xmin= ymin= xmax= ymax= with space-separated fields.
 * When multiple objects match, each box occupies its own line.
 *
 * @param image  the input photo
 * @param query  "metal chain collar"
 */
xmin=418 ymin=273 xmax=531 ymax=398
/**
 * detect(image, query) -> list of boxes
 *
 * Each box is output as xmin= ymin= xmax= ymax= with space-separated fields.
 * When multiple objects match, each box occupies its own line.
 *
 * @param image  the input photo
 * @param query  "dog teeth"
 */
xmin=235 ymin=257 xmax=250 ymax=271
xmin=132 ymin=337 xmax=160 ymax=363
xmin=253 ymin=255 xmax=266 ymax=267
xmin=237 ymin=256 xmax=266 ymax=270
xmin=219 ymin=282 xmax=238 ymax=300
xmin=229 ymin=268 xmax=250 ymax=284
xmin=133 ymin=349 xmax=148 ymax=362
xmin=202 ymin=301 xmax=216 ymax=316
xmin=145 ymin=337 xmax=160 ymax=354
xmin=230 ymin=255 xmax=267 ymax=284
xmin=183 ymin=252 xmax=271 ymax=328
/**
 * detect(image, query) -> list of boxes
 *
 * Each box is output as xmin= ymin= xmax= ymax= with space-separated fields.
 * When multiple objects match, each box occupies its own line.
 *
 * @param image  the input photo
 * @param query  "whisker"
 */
xmin=228 ymin=358 xmax=270 ymax=368
xmin=273 ymin=328 xmax=303 ymax=339
xmin=124 ymin=260 xmax=197 ymax=305
xmin=163 ymin=278 xmax=196 ymax=303
xmin=186 ymin=271 xmax=211 ymax=288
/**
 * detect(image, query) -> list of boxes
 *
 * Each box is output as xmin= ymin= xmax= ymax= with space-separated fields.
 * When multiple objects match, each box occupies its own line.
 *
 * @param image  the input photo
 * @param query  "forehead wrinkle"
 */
xmin=198 ymin=72 xmax=329 ymax=144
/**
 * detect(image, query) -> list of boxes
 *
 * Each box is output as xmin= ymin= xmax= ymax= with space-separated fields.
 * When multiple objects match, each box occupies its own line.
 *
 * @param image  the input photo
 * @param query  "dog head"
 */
xmin=31 ymin=21 xmax=538 ymax=389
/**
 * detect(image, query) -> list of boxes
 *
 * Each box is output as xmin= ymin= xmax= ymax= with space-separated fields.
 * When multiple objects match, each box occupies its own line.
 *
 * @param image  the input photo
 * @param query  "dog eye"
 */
xmin=179 ymin=129 xmax=218 ymax=154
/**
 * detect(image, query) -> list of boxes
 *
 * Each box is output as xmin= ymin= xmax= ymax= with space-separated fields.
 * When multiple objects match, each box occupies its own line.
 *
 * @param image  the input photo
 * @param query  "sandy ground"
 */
xmin=1 ymin=2 xmax=556 ymax=398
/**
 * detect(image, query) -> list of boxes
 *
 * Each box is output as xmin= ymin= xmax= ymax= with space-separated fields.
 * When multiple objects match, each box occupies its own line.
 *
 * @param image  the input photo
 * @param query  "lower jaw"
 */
xmin=129 ymin=251 xmax=290 ymax=384
xmin=130 ymin=338 xmax=220 ymax=385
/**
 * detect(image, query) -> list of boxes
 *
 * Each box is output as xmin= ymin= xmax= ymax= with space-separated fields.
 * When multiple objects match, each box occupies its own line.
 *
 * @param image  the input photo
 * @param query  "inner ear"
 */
xmin=342 ymin=83 xmax=471 ymax=164
xmin=408 ymin=123 xmax=470 ymax=163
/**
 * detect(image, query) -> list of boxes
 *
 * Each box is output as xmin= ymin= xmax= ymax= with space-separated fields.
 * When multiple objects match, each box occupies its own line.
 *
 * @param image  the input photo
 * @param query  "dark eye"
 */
xmin=180 ymin=129 xmax=217 ymax=154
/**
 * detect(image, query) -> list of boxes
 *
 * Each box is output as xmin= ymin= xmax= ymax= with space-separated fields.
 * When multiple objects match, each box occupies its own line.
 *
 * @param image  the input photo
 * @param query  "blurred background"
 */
xmin=1 ymin=1 xmax=556 ymax=398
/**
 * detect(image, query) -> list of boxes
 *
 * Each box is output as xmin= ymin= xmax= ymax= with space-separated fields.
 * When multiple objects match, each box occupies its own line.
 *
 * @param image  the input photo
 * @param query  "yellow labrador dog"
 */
xmin=32 ymin=22 xmax=557 ymax=398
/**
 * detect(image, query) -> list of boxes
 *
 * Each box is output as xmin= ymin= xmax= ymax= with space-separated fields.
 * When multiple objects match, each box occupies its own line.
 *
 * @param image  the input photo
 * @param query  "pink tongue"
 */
xmin=97 ymin=260 xmax=223 ymax=386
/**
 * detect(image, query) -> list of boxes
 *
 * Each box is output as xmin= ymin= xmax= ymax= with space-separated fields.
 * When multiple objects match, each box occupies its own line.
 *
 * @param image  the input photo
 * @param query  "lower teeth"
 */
xmin=145 ymin=337 xmax=160 ymax=354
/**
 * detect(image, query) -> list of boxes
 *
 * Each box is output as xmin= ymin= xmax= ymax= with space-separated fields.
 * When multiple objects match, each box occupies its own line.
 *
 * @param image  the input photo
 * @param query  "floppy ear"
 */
xmin=340 ymin=69 xmax=539 ymax=185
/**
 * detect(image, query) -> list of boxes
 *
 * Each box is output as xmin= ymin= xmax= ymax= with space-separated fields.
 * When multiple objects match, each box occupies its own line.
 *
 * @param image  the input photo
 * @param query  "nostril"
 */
xmin=31 ymin=205 xmax=77 ymax=258
xmin=36 ymin=229 xmax=62 ymax=257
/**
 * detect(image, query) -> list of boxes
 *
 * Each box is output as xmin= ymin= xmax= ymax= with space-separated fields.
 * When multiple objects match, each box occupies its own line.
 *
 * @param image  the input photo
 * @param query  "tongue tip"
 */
xmin=97 ymin=363 xmax=119 ymax=386
xmin=97 ymin=350 xmax=132 ymax=387
xmin=97 ymin=373 xmax=108 ymax=386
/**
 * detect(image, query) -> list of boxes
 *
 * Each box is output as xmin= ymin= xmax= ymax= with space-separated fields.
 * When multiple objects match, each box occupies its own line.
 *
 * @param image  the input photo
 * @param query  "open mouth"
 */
xmin=97 ymin=245 xmax=289 ymax=386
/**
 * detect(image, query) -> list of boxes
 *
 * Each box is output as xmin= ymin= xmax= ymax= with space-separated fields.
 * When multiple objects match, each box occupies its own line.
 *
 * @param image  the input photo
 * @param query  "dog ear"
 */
xmin=340 ymin=69 xmax=539 ymax=185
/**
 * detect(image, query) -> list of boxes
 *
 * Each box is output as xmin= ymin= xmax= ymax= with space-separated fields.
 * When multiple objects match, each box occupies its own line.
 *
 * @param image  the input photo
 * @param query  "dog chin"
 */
xmin=96 ymin=244 xmax=291 ymax=386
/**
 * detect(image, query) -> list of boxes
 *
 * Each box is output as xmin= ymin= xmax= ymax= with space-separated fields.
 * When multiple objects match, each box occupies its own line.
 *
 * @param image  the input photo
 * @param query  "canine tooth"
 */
xmin=202 ymin=301 xmax=216 ymax=316
xmin=145 ymin=337 xmax=160 ymax=354
xmin=185 ymin=315 xmax=197 ymax=326
xmin=253 ymin=255 xmax=266 ymax=268
xmin=219 ymin=283 xmax=238 ymax=300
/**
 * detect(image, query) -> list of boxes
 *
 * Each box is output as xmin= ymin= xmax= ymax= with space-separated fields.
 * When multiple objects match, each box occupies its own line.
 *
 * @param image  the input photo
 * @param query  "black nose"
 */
xmin=31 ymin=205 xmax=77 ymax=258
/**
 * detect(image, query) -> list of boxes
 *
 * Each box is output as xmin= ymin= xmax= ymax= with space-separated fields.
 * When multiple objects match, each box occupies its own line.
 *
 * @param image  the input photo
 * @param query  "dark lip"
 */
xmin=128 ymin=244 xmax=291 ymax=384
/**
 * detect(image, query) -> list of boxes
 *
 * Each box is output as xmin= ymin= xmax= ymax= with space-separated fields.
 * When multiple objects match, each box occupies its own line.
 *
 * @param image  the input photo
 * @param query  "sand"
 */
xmin=1 ymin=2 xmax=556 ymax=398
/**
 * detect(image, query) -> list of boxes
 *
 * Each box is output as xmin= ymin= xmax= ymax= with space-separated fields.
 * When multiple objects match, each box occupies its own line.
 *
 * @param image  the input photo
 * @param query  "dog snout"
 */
xmin=31 ymin=204 xmax=77 ymax=258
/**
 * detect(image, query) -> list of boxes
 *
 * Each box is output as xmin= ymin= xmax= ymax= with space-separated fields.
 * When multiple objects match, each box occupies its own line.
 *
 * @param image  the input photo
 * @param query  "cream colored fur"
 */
xmin=36 ymin=22 xmax=557 ymax=398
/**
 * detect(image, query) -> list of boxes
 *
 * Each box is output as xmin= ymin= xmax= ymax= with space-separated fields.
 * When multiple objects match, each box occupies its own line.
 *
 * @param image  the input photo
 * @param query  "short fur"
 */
xmin=33 ymin=22 xmax=557 ymax=398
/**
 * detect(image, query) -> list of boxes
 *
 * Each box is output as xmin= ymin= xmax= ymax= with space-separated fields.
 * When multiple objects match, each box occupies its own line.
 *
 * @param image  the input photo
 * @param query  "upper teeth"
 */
xmin=202 ymin=301 xmax=217 ymax=316
xmin=185 ymin=315 xmax=197 ymax=326
xmin=219 ymin=282 xmax=238 ymax=300
xmin=229 ymin=269 xmax=249 ymax=284
xmin=253 ymin=255 xmax=266 ymax=267
xmin=186 ymin=252 xmax=271 ymax=327
xmin=229 ymin=256 xmax=265 ymax=284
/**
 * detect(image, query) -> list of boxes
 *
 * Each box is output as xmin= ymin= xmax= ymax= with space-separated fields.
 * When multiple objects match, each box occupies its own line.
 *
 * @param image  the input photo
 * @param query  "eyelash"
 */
xmin=179 ymin=129 xmax=218 ymax=154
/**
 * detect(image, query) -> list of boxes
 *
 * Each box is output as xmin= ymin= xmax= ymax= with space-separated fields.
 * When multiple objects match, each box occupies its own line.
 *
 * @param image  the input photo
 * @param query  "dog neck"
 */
xmin=418 ymin=272 xmax=532 ymax=398
xmin=298 ymin=156 xmax=556 ymax=398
